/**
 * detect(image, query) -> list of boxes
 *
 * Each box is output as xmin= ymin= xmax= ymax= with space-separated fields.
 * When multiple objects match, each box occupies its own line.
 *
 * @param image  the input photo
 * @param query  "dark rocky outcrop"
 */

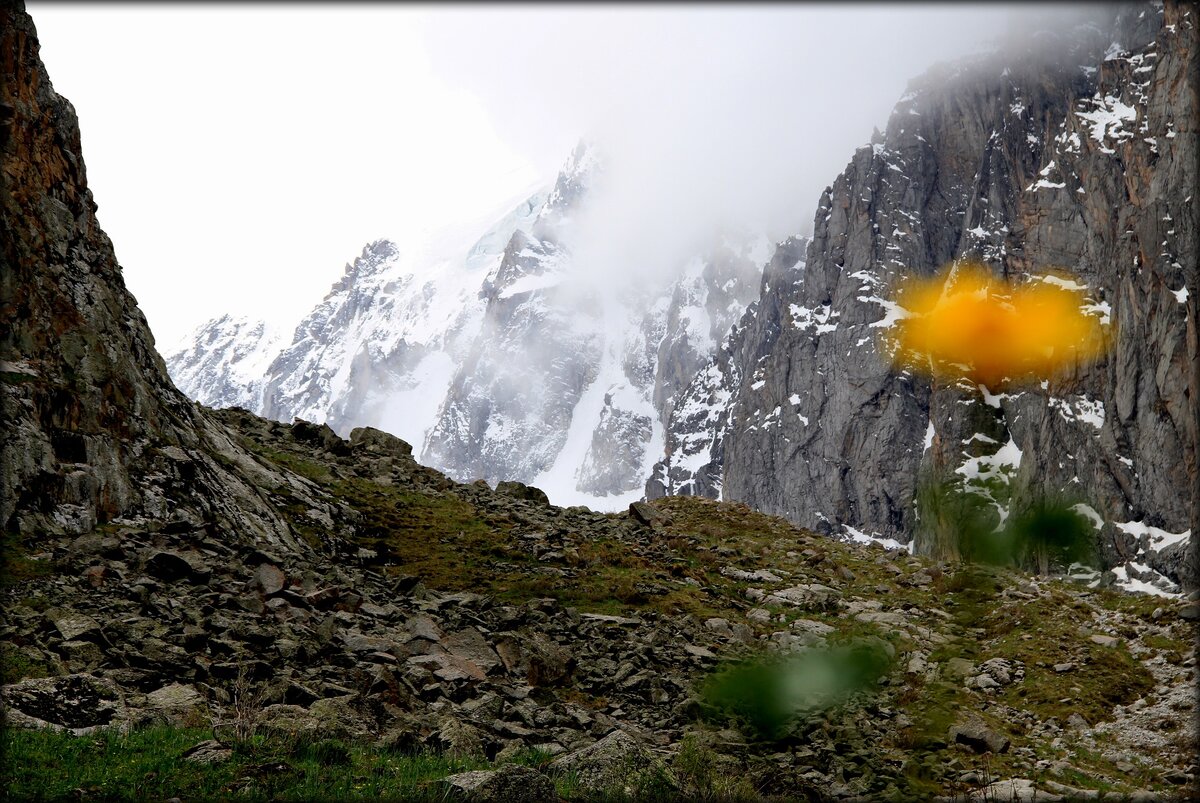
xmin=0 ymin=1 xmax=305 ymax=555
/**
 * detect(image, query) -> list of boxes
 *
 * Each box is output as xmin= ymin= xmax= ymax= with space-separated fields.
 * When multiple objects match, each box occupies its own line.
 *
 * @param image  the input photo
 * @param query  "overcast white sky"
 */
xmin=28 ymin=3 xmax=1098 ymax=349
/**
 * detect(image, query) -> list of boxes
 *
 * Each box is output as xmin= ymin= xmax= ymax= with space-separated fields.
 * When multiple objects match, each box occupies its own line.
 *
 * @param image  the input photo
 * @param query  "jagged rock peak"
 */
xmin=165 ymin=315 xmax=283 ymax=412
xmin=535 ymin=139 xmax=603 ymax=237
xmin=329 ymin=238 xmax=401 ymax=294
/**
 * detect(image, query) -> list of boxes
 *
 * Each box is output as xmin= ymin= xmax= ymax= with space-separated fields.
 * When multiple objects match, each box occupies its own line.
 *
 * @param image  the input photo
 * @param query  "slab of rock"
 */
xmin=724 ymin=566 xmax=784 ymax=582
xmin=765 ymin=583 xmax=840 ymax=609
xmin=549 ymin=729 xmax=671 ymax=794
xmin=683 ymin=644 xmax=717 ymax=659
xmin=440 ymin=765 xmax=556 ymax=803
xmin=181 ymin=739 xmax=233 ymax=765
xmin=791 ymin=618 xmax=837 ymax=637
xmin=143 ymin=683 xmax=206 ymax=725
xmin=1 ymin=674 xmax=127 ymax=735
xmin=45 ymin=608 xmax=103 ymax=642
xmin=405 ymin=614 xmax=445 ymax=643
xmin=407 ymin=652 xmax=487 ymax=683
xmin=969 ymin=778 xmax=1060 ymax=802
xmin=949 ymin=718 xmax=1010 ymax=754
xmin=580 ymin=613 xmax=642 ymax=626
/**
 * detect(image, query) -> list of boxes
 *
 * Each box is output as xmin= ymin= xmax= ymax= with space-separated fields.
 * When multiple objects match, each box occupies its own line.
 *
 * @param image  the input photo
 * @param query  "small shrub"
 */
xmin=292 ymin=738 xmax=352 ymax=766
xmin=673 ymin=733 xmax=717 ymax=796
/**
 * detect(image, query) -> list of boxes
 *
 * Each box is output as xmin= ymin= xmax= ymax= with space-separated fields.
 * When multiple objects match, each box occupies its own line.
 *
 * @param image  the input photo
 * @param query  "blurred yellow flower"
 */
xmin=884 ymin=262 xmax=1110 ymax=390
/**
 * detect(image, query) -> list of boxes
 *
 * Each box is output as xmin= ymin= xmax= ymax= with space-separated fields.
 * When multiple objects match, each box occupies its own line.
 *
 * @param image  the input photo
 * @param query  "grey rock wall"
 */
xmin=718 ymin=1 xmax=1196 ymax=587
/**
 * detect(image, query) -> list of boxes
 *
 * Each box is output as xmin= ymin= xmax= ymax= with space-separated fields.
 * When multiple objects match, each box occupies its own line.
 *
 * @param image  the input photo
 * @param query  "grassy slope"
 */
xmin=2 ymin=425 xmax=1192 ymax=800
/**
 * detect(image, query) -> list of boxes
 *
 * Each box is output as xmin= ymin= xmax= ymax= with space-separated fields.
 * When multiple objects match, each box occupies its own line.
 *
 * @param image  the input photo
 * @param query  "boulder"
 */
xmin=349 ymin=426 xmax=413 ymax=457
xmin=949 ymin=718 xmax=1010 ymax=754
xmin=443 ymin=627 xmax=502 ymax=675
xmin=251 ymin=563 xmax=286 ymax=595
xmin=496 ymin=481 xmax=550 ymax=506
xmin=1 ymin=673 xmax=127 ymax=735
xmin=549 ymin=729 xmax=673 ymax=795
xmin=58 ymin=639 xmax=104 ymax=669
xmin=944 ymin=657 xmax=975 ymax=679
xmin=440 ymin=765 xmax=556 ymax=803
xmin=144 ymin=550 xmax=209 ymax=583
xmin=429 ymin=716 xmax=485 ymax=759
xmin=143 ymin=683 xmax=208 ymax=727
xmin=494 ymin=633 xmax=575 ymax=687
xmin=257 ymin=704 xmax=321 ymax=738
xmin=307 ymin=695 xmax=373 ymax=740
xmin=628 ymin=501 xmax=671 ymax=529
xmin=291 ymin=419 xmax=350 ymax=455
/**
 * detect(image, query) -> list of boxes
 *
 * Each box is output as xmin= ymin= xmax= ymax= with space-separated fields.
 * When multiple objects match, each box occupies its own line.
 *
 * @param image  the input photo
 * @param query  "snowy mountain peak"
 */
xmin=535 ymin=139 xmax=603 ymax=241
xmin=329 ymin=239 xmax=402 ymax=294
xmin=164 ymin=314 xmax=284 ymax=412
xmin=168 ymin=140 xmax=777 ymax=511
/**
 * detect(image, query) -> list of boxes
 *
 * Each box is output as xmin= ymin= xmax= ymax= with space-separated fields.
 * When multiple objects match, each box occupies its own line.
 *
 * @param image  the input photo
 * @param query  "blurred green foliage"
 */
xmin=915 ymin=477 xmax=1095 ymax=573
xmin=699 ymin=640 xmax=894 ymax=740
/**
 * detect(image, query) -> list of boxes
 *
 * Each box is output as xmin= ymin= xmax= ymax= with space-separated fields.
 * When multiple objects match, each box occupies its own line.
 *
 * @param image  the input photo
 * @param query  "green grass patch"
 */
xmin=0 ymin=726 xmax=527 ymax=802
xmin=254 ymin=447 xmax=332 ymax=483
xmin=1 ymin=726 xmax=669 ymax=802
xmin=0 ymin=642 xmax=49 ymax=684
xmin=1091 ymin=589 xmax=1164 ymax=619
xmin=0 ymin=532 xmax=55 ymax=588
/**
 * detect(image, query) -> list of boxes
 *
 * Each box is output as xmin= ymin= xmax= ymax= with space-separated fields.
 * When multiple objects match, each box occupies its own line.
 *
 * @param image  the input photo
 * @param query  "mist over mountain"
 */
xmin=167 ymin=142 xmax=772 ymax=509
xmin=167 ymin=0 xmax=1196 ymax=600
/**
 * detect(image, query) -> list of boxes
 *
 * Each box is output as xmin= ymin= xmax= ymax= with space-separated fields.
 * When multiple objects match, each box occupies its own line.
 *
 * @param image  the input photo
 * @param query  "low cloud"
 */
xmin=421 ymin=4 xmax=1111 ymax=286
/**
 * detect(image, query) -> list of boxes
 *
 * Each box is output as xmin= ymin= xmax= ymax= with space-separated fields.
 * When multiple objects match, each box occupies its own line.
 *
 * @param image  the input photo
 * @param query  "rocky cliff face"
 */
xmin=646 ymin=236 xmax=809 ymax=501
xmin=0 ymin=3 xmax=309 ymax=554
xmin=716 ymin=1 xmax=1196 ymax=590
